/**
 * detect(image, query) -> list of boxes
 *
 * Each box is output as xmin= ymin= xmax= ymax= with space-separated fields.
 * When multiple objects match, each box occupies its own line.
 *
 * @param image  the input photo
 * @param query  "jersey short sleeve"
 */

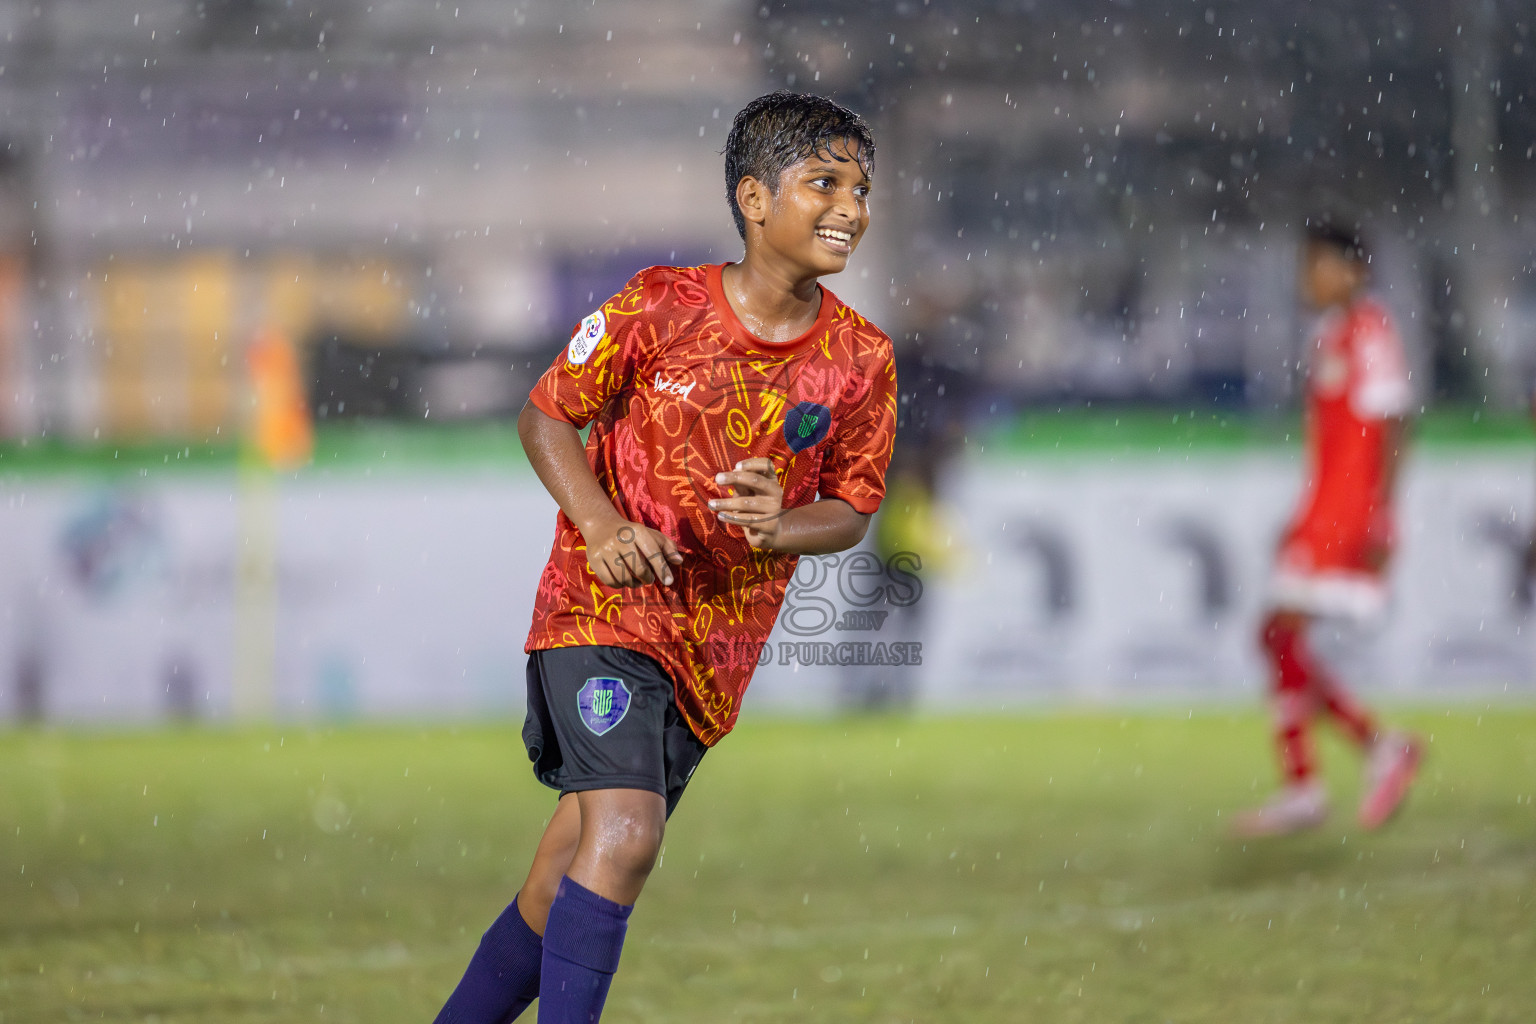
xmin=1348 ymin=306 xmax=1412 ymax=420
xmin=529 ymin=272 xmax=651 ymax=428
xmin=818 ymin=346 xmax=898 ymax=514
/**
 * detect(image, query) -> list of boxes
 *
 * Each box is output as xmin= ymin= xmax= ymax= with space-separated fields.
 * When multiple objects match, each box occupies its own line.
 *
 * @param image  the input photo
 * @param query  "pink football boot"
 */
xmin=1358 ymin=731 xmax=1423 ymax=830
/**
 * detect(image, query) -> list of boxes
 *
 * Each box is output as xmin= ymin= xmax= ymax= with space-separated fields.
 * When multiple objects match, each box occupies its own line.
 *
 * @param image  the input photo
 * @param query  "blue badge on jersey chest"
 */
xmin=784 ymin=401 xmax=831 ymax=453
xmin=577 ymin=677 xmax=632 ymax=736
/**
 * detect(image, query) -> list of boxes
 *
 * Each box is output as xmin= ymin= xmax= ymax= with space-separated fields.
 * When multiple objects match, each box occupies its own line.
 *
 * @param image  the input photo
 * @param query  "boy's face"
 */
xmin=755 ymin=138 xmax=871 ymax=275
xmin=1301 ymin=241 xmax=1363 ymax=309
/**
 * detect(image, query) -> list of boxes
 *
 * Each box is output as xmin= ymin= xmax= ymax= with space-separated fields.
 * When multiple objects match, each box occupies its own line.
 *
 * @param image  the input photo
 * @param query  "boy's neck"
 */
xmin=722 ymin=256 xmax=822 ymax=345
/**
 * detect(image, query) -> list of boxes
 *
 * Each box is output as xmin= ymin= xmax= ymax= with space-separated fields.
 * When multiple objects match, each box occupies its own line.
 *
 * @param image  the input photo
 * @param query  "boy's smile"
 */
xmin=814 ymin=225 xmax=855 ymax=255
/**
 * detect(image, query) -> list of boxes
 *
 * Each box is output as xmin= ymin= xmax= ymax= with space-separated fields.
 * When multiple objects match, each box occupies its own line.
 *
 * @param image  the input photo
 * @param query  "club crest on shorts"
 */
xmin=783 ymin=401 xmax=831 ymax=453
xmin=566 ymin=310 xmax=607 ymax=366
xmin=577 ymin=676 xmax=631 ymax=736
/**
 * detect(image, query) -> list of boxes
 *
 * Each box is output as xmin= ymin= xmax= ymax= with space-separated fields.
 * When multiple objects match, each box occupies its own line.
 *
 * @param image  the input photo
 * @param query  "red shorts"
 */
xmin=1268 ymin=507 xmax=1392 ymax=621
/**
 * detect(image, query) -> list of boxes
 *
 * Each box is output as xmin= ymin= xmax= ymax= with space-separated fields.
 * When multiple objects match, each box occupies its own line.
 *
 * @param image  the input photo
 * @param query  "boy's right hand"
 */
xmin=584 ymin=518 xmax=682 ymax=587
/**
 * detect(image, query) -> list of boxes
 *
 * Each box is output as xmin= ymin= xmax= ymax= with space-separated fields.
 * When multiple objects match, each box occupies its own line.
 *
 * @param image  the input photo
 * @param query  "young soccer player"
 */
xmin=1233 ymin=221 xmax=1423 ymax=838
xmin=432 ymin=92 xmax=896 ymax=1022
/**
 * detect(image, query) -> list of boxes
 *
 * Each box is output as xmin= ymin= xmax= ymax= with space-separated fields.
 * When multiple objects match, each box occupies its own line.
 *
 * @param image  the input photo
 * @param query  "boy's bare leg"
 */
xmin=516 ymin=794 xmax=583 ymax=934
xmin=566 ymin=788 xmax=668 ymax=904
xmin=518 ymin=788 xmax=668 ymax=924
xmin=536 ymin=788 xmax=666 ymax=1020
xmin=517 ymin=785 xmax=669 ymax=928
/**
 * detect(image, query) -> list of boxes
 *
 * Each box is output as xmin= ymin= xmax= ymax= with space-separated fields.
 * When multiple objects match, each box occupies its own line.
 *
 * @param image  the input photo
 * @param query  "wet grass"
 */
xmin=2 ymin=708 xmax=1534 ymax=1022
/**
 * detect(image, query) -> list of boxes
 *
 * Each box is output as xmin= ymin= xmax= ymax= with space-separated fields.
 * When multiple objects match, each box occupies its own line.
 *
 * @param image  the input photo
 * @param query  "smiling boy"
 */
xmin=432 ymin=92 xmax=897 ymax=1022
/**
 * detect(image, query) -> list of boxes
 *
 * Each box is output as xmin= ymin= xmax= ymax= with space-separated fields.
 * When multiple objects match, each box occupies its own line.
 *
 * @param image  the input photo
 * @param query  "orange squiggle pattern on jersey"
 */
xmin=526 ymin=264 xmax=896 ymax=745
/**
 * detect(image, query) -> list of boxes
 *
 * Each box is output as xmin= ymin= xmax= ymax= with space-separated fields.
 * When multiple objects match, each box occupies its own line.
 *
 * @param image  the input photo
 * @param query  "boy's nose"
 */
xmin=830 ymin=191 xmax=861 ymax=223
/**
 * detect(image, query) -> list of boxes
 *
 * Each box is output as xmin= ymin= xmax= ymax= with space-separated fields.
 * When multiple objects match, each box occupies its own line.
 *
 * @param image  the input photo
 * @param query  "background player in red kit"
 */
xmin=1233 ymin=222 xmax=1423 ymax=838
xmin=432 ymin=92 xmax=896 ymax=1022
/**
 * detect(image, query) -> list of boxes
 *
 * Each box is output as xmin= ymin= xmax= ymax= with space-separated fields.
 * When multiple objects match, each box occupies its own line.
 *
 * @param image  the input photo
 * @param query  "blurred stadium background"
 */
xmin=5 ymin=4 xmax=1536 ymax=1023
xmin=0 ymin=0 xmax=1535 ymax=721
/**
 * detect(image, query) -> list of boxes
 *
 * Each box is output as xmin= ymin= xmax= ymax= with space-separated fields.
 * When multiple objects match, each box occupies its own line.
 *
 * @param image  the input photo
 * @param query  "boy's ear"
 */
xmin=736 ymin=174 xmax=770 ymax=231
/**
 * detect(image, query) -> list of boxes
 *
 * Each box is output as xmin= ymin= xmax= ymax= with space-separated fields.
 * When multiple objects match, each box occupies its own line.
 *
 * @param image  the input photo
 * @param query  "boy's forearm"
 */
xmin=765 ymin=499 xmax=870 ymax=556
xmin=517 ymin=401 xmax=623 ymax=537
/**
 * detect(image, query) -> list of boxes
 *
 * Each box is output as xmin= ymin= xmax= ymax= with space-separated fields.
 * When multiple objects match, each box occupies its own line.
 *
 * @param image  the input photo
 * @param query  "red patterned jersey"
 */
xmin=525 ymin=263 xmax=897 ymax=745
xmin=1281 ymin=296 xmax=1411 ymax=572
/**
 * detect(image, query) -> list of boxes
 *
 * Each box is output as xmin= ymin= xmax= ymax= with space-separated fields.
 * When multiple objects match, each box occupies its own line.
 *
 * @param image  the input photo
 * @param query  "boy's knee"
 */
xmin=571 ymin=789 xmax=668 ymax=897
xmin=602 ymin=813 xmax=665 ymax=879
xmin=590 ymin=803 xmax=665 ymax=881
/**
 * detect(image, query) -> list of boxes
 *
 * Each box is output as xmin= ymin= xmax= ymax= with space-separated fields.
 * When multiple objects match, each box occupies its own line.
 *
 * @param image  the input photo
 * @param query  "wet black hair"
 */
xmin=723 ymin=91 xmax=875 ymax=240
xmin=1305 ymin=219 xmax=1370 ymax=264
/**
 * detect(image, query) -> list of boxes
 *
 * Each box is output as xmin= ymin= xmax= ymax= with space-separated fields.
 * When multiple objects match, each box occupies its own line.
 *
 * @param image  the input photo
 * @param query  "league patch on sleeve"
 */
xmin=566 ymin=310 xmax=608 ymax=365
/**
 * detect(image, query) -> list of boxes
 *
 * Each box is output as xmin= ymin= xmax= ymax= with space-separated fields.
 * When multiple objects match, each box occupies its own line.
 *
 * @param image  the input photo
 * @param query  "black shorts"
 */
xmin=522 ymin=645 xmax=708 ymax=818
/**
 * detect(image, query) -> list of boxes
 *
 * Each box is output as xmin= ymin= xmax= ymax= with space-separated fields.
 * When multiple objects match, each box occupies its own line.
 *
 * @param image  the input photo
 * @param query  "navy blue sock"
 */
xmin=537 ymin=876 xmax=633 ymax=1024
xmin=434 ymin=894 xmax=544 ymax=1024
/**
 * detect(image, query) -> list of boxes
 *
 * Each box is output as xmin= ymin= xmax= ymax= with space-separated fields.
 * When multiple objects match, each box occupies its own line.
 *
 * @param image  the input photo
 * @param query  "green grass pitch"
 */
xmin=3 ymin=708 xmax=1534 ymax=1022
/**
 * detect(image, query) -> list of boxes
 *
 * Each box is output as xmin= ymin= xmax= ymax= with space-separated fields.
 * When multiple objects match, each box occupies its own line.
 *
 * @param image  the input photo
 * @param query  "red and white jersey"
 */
xmin=526 ymin=263 xmax=897 ymax=745
xmin=1292 ymin=296 xmax=1410 ymax=540
xmin=1272 ymin=296 xmax=1410 ymax=617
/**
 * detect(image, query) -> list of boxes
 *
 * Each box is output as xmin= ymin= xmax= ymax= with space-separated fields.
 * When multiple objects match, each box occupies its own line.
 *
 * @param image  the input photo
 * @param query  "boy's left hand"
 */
xmin=711 ymin=458 xmax=785 ymax=549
